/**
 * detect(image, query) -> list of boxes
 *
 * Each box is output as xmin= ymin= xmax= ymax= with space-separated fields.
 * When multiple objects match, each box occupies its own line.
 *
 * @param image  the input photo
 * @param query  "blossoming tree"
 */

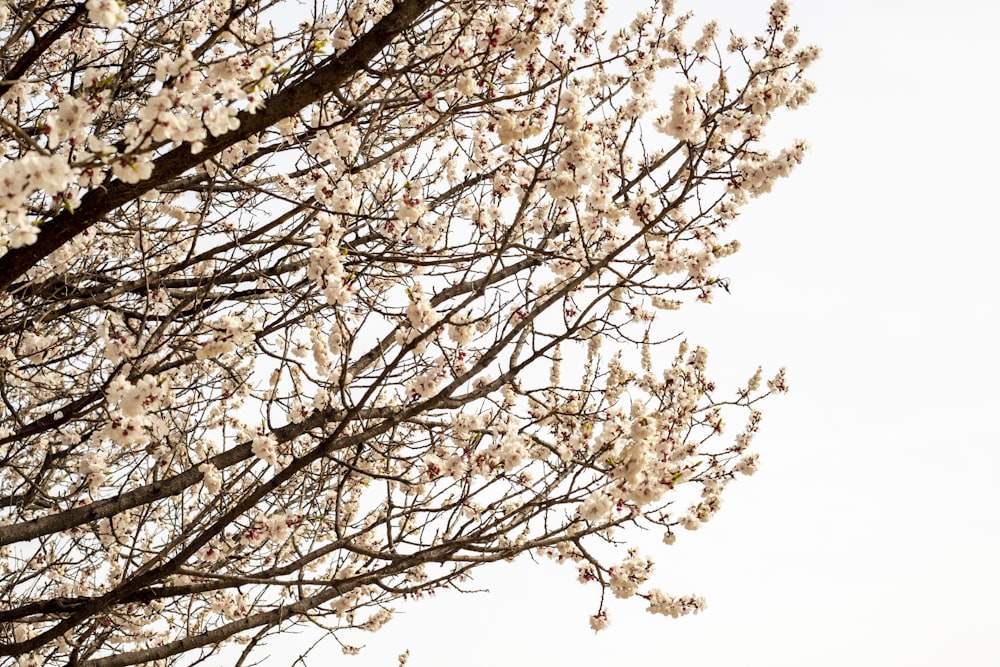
xmin=0 ymin=0 xmax=816 ymax=664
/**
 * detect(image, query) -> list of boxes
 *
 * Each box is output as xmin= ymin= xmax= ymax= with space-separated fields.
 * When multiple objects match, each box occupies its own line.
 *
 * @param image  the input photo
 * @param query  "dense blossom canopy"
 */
xmin=0 ymin=0 xmax=815 ymax=664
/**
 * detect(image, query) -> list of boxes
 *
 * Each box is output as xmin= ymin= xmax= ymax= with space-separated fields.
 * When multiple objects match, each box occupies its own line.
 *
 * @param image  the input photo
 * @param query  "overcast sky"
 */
xmin=270 ymin=1 xmax=1000 ymax=664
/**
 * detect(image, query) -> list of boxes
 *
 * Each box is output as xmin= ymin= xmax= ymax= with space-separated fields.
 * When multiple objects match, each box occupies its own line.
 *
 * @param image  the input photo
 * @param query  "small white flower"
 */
xmin=199 ymin=463 xmax=223 ymax=494
xmin=112 ymin=157 xmax=153 ymax=184
xmin=86 ymin=0 xmax=124 ymax=28
xmin=251 ymin=434 xmax=278 ymax=465
xmin=589 ymin=611 xmax=609 ymax=631
xmin=8 ymin=213 xmax=39 ymax=248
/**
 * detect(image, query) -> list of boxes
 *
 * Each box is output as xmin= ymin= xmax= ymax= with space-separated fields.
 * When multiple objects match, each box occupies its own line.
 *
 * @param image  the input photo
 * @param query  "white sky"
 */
xmin=268 ymin=0 xmax=1000 ymax=664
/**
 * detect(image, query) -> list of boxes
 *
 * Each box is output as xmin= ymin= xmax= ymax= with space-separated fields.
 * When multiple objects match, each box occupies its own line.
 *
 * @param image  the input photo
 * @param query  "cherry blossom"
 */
xmin=0 ymin=0 xmax=816 ymax=663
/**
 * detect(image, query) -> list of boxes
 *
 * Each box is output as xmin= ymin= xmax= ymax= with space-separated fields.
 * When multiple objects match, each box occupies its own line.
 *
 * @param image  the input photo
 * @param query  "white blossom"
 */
xmin=86 ymin=0 xmax=124 ymax=28
xmin=251 ymin=434 xmax=278 ymax=466
xmin=200 ymin=463 xmax=223 ymax=493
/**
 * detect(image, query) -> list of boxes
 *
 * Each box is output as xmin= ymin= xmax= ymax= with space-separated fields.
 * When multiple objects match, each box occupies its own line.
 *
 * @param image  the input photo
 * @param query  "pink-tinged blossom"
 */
xmin=79 ymin=450 xmax=108 ymax=495
xmin=6 ymin=212 xmax=38 ymax=249
xmin=768 ymin=0 xmax=791 ymax=30
xmin=406 ymin=283 xmax=441 ymax=331
xmin=645 ymin=589 xmax=706 ymax=618
xmin=86 ymin=0 xmax=123 ymax=28
xmin=47 ymin=97 xmax=94 ymax=147
xmin=589 ymin=611 xmax=610 ymax=631
xmin=309 ymin=227 xmax=357 ymax=306
xmin=579 ymin=490 xmax=613 ymax=522
xmin=447 ymin=313 xmax=475 ymax=346
xmin=795 ymin=45 xmax=823 ymax=69
xmin=204 ymin=106 xmax=241 ymax=137
xmin=111 ymin=156 xmax=153 ymax=184
xmin=196 ymin=315 xmax=259 ymax=359
xmin=693 ymin=20 xmax=719 ymax=54
xmin=0 ymin=155 xmax=75 ymax=212
xmin=656 ymin=83 xmax=704 ymax=142
xmin=199 ymin=463 xmax=223 ymax=494
xmin=107 ymin=374 xmax=171 ymax=417
xmin=360 ymin=608 xmax=393 ymax=632
xmin=734 ymin=453 xmax=760 ymax=476
xmin=251 ymin=434 xmax=278 ymax=466
xmin=406 ymin=356 xmax=449 ymax=401
xmin=609 ymin=552 xmax=653 ymax=599
xmin=264 ymin=513 xmax=292 ymax=542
